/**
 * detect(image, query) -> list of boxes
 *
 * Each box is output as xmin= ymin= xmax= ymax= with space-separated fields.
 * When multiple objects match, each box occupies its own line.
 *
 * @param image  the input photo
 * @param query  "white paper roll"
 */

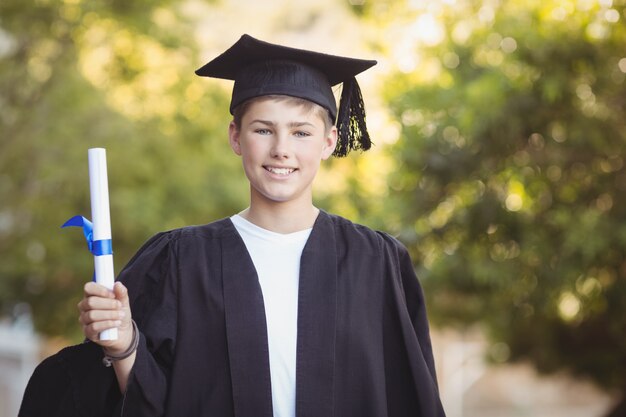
xmin=88 ymin=148 xmax=118 ymax=341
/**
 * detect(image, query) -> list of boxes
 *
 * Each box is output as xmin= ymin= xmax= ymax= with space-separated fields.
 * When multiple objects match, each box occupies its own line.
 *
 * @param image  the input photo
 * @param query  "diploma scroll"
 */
xmin=88 ymin=148 xmax=118 ymax=341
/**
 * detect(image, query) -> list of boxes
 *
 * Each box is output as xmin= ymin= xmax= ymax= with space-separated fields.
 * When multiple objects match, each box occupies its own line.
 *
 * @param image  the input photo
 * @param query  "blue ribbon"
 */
xmin=62 ymin=215 xmax=113 ymax=256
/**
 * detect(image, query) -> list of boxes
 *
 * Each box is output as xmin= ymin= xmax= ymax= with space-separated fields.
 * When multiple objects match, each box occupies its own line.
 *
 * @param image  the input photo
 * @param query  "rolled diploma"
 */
xmin=88 ymin=148 xmax=118 ymax=341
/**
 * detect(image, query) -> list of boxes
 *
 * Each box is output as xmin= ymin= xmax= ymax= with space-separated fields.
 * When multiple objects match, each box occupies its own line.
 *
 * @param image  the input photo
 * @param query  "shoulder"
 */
xmin=135 ymin=217 xmax=237 ymax=252
xmin=120 ymin=217 xmax=237 ymax=275
xmin=322 ymin=211 xmax=407 ymax=254
xmin=156 ymin=217 xmax=237 ymax=242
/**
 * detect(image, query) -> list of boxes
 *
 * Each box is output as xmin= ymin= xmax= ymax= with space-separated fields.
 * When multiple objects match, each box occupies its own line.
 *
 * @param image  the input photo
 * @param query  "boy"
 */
xmin=26 ymin=34 xmax=446 ymax=417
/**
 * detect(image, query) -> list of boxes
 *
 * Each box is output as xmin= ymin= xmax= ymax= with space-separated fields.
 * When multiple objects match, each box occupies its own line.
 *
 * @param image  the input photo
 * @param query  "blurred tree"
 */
xmin=0 ymin=0 xmax=248 ymax=340
xmin=352 ymin=0 xmax=626 ymax=415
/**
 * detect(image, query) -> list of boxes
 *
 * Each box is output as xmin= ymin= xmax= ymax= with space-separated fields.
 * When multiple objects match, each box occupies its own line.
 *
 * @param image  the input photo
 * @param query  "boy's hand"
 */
xmin=78 ymin=281 xmax=134 ymax=354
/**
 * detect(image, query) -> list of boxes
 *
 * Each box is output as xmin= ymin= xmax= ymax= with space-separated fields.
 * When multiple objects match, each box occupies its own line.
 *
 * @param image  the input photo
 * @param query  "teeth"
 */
xmin=267 ymin=167 xmax=295 ymax=175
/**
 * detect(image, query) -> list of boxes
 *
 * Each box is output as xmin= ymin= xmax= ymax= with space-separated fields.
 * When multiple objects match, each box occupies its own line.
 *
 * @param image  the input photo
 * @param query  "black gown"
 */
xmin=20 ymin=211 xmax=446 ymax=417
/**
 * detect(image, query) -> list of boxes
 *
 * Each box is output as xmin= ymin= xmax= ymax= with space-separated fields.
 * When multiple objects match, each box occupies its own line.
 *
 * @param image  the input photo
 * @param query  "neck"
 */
xmin=240 ymin=203 xmax=319 ymax=234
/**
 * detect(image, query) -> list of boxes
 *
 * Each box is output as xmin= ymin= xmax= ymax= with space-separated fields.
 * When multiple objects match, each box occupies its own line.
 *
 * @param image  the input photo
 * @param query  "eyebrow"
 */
xmin=250 ymin=119 xmax=316 ymax=129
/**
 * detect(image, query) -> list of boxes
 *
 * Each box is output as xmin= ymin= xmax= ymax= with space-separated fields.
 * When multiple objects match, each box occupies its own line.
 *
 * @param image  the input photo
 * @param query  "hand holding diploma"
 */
xmin=78 ymin=281 xmax=134 ymax=357
xmin=78 ymin=281 xmax=136 ymax=393
xmin=63 ymin=148 xmax=119 ymax=340
xmin=66 ymin=148 xmax=136 ymax=391
xmin=88 ymin=147 xmax=117 ymax=340
xmin=78 ymin=281 xmax=132 ymax=346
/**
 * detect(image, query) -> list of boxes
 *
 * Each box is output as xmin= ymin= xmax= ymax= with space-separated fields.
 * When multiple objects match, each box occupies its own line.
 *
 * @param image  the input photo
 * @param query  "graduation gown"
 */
xmin=117 ymin=210 xmax=444 ymax=416
xmin=19 ymin=340 xmax=120 ymax=417
xmin=21 ymin=210 xmax=445 ymax=417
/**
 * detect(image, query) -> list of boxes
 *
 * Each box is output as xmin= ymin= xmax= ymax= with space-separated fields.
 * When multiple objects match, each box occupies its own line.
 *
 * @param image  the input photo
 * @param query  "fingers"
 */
xmin=113 ymin=282 xmax=130 ymax=308
xmin=84 ymin=281 xmax=116 ymax=298
xmin=77 ymin=281 xmax=134 ymax=349
xmin=78 ymin=308 xmax=125 ymax=325
xmin=78 ymin=293 xmax=125 ymax=332
xmin=77 ymin=295 xmax=121 ymax=313
xmin=112 ymin=282 xmax=133 ymax=327
xmin=82 ymin=319 xmax=124 ymax=342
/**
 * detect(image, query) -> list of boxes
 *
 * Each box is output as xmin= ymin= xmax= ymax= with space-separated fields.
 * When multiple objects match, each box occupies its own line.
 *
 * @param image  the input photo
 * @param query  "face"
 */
xmin=229 ymin=98 xmax=337 ymax=210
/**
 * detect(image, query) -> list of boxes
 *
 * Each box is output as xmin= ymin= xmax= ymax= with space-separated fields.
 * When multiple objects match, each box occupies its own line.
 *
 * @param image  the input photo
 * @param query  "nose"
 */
xmin=270 ymin=131 xmax=290 ymax=159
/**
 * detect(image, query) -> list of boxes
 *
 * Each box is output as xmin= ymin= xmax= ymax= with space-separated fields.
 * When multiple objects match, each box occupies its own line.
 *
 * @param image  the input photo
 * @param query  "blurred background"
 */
xmin=1 ymin=0 xmax=625 ymax=415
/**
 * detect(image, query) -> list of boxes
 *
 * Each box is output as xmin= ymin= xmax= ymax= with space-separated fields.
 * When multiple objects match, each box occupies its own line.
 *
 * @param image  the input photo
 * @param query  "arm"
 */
xmin=396 ymin=244 xmax=439 ymax=384
xmin=78 ymin=231 xmax=178 ymax=416
xmin=78 ymin=281 xmax=135 ymax=393
xmin=380 ymin=232 xmax=446 ymax=416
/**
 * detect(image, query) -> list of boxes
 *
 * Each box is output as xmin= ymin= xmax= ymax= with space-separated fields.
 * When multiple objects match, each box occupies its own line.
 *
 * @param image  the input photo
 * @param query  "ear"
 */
xmin=228 ymin=121 xmax=242 ymax=156
xmin=321 ymin=126 xmax=338 ymax=160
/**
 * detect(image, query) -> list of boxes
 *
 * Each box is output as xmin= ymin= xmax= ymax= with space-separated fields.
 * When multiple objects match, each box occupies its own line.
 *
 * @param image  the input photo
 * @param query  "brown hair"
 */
xmin=232 ymin=95 xmax=334 ymax=134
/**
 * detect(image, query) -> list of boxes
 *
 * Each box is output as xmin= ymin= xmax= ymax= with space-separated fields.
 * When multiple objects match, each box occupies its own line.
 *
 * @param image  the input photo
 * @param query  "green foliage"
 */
xmin=380 ymin=0 xmax=626 ymax=393
xmin=0 ymin=0 xmax=247 ymax=340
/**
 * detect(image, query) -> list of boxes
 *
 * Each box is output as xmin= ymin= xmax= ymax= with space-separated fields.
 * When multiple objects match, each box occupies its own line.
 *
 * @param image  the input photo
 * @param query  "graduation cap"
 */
xmin=195 ymin=34 xmax=377 ymax=157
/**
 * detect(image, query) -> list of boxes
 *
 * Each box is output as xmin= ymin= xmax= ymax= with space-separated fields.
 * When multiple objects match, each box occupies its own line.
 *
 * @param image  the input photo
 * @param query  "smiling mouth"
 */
xmin=264 ymin=166 xmax=296 ymax=175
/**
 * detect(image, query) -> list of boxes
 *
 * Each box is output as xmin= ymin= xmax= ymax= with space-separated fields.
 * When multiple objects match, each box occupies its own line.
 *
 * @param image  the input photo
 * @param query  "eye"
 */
xmin=255 ymin=128 xmax=272 ymax=135
xmin=293 ymin=130 xmax=311 ymax=138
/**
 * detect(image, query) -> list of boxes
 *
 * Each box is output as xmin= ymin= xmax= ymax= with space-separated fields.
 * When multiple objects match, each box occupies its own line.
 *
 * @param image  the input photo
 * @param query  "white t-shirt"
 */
xmin=230 ymin=214 xmax=312 ymax=417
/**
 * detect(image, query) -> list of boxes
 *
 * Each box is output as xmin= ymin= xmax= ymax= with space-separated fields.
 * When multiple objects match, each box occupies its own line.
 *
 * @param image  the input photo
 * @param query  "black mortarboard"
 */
xmin=195 ymin=34 xmax=377 ymax=157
